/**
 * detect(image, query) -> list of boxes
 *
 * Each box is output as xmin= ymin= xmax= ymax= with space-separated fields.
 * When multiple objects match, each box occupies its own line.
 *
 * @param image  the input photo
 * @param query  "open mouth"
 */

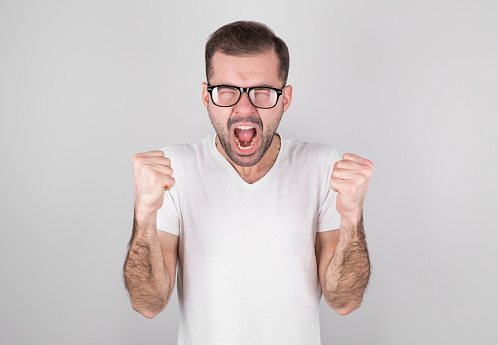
xmin=234 ymin=125 xmax=258 ymax=152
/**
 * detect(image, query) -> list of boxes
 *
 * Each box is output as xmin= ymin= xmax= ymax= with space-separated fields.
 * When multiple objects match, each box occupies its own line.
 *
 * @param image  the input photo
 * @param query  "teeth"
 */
xmin=235 ymin=135 xmax=257 ymax=150
xmin=236 ymin=125 xmax=254 ymax=130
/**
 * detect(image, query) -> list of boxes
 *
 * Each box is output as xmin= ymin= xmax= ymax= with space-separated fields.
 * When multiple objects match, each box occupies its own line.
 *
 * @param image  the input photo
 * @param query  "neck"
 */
xmin=216 ymin=134 xmax=281 ymax=184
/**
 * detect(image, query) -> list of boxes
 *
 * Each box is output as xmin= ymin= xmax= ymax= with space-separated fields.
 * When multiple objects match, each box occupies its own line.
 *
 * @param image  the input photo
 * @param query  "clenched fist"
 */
xmin=330 ymin=153 xmax=373 ymax=221
xmin=132 ymin=150 xmax=175 ymax=218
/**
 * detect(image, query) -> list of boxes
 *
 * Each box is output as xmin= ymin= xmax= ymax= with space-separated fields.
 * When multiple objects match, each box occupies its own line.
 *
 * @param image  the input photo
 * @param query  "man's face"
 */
xmin=202 ymin=50 xmax=292 ymax=167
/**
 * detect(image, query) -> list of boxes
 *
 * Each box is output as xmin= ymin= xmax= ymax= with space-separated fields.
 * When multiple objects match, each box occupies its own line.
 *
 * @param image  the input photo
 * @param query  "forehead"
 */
xmin=210 ymin=50 xmax=281 ymax=87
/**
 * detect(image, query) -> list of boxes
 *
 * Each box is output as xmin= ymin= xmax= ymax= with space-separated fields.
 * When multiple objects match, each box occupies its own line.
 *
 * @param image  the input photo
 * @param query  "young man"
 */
xmin=124 ymin=21 xmax=373 ymax=345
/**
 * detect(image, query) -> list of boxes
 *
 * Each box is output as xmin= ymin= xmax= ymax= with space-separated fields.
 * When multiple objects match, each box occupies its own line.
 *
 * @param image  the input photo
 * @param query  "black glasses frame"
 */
xmin=207 ymin=85 xmax=284 ymax=109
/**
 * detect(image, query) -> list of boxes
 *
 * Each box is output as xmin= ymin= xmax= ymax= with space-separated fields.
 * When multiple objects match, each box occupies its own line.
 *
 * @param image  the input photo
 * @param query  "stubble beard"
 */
xmin=207 ymin=104 xmax=284 ymax=167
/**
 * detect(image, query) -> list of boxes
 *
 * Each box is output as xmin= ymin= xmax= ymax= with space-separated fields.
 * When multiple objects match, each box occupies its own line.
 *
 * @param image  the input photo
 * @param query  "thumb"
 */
xmin=330 ymin=176 xmax=346 ymax=195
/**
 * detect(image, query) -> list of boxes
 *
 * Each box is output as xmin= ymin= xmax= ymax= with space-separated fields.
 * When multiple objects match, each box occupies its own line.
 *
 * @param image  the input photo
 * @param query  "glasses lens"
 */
xmin=249 ymin=88 xmax=278 ymax=109
xmin=211 ymin=86 xmax=240 ymax=106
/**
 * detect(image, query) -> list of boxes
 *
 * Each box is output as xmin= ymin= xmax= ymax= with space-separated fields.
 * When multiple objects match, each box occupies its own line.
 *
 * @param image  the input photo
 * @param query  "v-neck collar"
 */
xmin=208 ymin=133 xmax=285 ymax=190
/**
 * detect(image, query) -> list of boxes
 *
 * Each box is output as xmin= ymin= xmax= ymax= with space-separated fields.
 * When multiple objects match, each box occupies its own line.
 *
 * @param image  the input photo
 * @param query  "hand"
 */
xmin=132 ymin=150 xmax=175 ymax=218
xmin=330 ymin=153 xmax=373 ymax=222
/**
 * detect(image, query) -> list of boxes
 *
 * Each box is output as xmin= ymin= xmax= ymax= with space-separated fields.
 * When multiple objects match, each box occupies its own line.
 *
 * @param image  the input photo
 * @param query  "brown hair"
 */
xmin=205 ymin=21 xmax=290 ymax=85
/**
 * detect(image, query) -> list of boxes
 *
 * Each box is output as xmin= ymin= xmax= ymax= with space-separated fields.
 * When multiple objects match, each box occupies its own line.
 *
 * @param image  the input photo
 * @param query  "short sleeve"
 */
xmin=156 ymin=189 xmax=181 ymax=236
xmin=316 ymin=148 xmax=342 ymax=232
xmin=156 ymin=147 xmax=181 ymax=236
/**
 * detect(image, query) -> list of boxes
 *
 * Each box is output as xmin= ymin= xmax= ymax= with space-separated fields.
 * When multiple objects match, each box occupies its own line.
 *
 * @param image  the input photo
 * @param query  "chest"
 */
xmin=177 ymin=171 xmax=322 ymax=262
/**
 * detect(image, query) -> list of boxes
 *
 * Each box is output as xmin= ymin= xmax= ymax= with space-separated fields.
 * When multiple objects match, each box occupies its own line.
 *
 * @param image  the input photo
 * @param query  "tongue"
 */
xmin=235 ymin=128 xmax=256 ymax=145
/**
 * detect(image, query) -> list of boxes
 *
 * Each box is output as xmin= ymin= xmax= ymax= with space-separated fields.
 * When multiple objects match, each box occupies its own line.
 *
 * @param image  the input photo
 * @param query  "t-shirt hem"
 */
xmin=317 ymin=220 xmax=341 ymax=232
xmin=157 ymin=222 xmax=180 ymax=236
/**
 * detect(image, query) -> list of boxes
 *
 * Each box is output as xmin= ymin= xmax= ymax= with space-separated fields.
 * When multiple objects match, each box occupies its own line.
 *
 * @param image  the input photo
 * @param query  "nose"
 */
xmin=233 ymin=91 xmax=256 ymax=113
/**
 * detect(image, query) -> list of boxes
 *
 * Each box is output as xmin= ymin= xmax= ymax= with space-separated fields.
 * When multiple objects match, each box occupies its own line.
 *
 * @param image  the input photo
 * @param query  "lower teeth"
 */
xmin=235 ymin=136 xmax=256 ymax=150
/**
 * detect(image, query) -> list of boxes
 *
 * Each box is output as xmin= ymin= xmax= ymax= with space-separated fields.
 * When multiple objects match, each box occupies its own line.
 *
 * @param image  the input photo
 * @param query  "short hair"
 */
xmin=205 ymin=21 xmax=290 ymax=85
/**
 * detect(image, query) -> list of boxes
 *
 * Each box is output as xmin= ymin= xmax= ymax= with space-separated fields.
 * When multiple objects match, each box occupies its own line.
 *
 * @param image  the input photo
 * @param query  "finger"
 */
xmin=140 ymin=156 xmax=171 ymax=166
xmin=332 ymin=168 xmax=363 ymax=180
xmin=160 ymin=175 xmax=176 ymax=190
xmin=330 ymin=177 xmax=356 ymax=196
xmin=132 ymin=150 xmax=165 ymax=164
xmin=138 ymin=165 xmax=176 ymax=190
xmin=143 ymin=162 xmax=173 ymax=176
xmin=334 ymin=160 xmax=373 ymax=179
xmin=140 ymin=150 xmax=165 ymax=157
xmin=334 ymin=159 xmax=363 ymax=171
xmin=134 ymin=155 xmax=171 ymax=169
xmin=343 ymin=153 xmax=373 ymax=169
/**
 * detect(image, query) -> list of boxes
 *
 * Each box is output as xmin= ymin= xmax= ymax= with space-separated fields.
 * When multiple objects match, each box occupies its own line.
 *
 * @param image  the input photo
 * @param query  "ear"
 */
xmin=282 ymin=85 xmax=293 ymax=113
xmin=202 ymin=82 xmax=209 ymax=109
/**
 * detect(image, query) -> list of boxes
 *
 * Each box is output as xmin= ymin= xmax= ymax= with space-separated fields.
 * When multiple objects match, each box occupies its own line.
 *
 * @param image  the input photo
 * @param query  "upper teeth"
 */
xmin=236 ymin=125 xmax=254 ymax=130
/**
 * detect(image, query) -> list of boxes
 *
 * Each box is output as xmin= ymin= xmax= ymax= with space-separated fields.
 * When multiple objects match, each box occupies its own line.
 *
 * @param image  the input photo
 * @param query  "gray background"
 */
xmin=1 ymin=0 xmax=497 ymax=344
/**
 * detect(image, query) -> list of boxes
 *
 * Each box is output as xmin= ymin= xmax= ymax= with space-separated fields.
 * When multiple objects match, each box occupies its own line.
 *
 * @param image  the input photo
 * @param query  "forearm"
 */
xmin=123 ymin=210 xmax=171 ymax=318
xmin=323 ymin=214 xmax=370 ymax=315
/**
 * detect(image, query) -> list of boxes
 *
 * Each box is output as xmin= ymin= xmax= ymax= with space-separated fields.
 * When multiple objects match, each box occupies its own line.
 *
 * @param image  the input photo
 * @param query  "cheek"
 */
xmin=262 ymin=107 xmax=284 ymax=130
xmin=208 ymin=104 xmax=232 ymax=126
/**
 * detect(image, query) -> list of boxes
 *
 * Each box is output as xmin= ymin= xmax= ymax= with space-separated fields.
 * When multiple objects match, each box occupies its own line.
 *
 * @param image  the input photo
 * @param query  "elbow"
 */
xmin=324 ymin=294 xmax=363 ymax=316
xmin=333 ymin=298 xmax=363 ymax=316
xmin=132 ymin=301 xmax=167 ymax=319
xmin=138 ymin=309 xmax=159 ymax=319
xmin=333 ymin=303 xmax=361 ymax=316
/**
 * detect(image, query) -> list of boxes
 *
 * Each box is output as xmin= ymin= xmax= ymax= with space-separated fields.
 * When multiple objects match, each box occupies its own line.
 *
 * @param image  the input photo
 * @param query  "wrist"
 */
xmin=340 ymin=212 xmax=362 ymax=228
xmin=134 ymin=206 xmax=157 ymax=226
xmin=340 ymin=212 xmax=364 ymax=240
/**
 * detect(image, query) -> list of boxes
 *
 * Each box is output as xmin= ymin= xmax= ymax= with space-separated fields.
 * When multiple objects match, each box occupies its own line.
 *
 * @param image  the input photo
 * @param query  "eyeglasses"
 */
xmin=207 ymin=85 xmax=284 ymax=109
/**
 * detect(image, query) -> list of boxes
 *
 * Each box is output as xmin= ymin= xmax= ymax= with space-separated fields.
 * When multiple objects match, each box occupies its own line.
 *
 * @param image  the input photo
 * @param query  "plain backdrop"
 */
xmin=1 ymin=0 xmax=497 ymax=344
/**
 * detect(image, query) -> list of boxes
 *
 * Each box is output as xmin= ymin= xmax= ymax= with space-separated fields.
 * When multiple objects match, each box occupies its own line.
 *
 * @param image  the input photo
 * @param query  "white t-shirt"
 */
xmin=157 ymin=133 xmax=341 ymax=345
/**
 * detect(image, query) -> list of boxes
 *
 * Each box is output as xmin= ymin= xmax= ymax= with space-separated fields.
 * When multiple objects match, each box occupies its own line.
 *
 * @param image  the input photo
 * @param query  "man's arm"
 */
xmin=123 ymin=151 xmax=178 ymax=319
xmin=123 ymin=212 xmax=178 ymax=318
xmin=316 ymin=153 xmax=373 ymax=315
xmin=316 ymin=215 xmax=370 ymax=315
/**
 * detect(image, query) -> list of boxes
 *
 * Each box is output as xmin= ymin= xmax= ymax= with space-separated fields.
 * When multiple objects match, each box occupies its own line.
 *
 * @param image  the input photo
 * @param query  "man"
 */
xmin=123 ymin=21 xmax=373 ymax=345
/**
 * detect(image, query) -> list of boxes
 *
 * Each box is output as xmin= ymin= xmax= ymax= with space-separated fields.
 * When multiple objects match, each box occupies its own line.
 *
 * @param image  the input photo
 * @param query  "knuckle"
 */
xmin=363 ymin=158 xmax=373 ymax=168
xmin=355 ymin=175 xmax=366 ymax=185
xmin=343 ymin=153 xmax=353 ymax=160
xmin=168 ymin=176 xmax=176 ymax=188
xmin=149 ymin=171 xmax=161 ymax=183
xmin=132 ymin=153 xmax=142 ymax=163
xmin=361 ymin=165 xmax=372 ymax=176
xmin=163 ymin=177 xmax=175 ymax=191
xmin=140 ymin=163 xmax=152 ymax=175
xmin=134 ymin=156 xmax=146 ymax=167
